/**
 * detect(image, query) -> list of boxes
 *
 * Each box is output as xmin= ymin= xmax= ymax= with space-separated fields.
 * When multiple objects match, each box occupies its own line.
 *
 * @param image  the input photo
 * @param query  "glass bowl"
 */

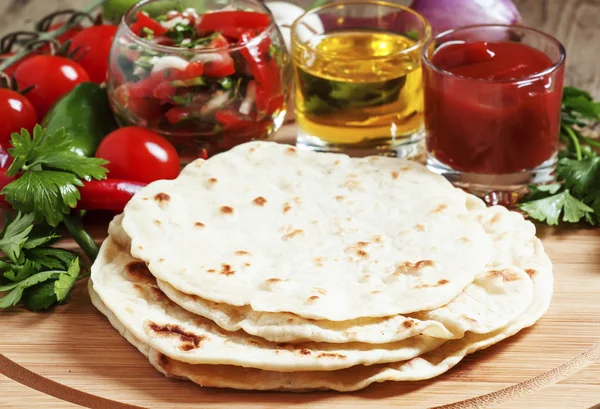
xmin=107 ymin=0 xmax=291 ymax=162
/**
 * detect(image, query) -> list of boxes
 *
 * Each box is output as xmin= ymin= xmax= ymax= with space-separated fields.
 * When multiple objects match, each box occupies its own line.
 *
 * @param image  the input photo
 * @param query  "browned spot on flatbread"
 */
xmin=266 ymin=278 xmax=284 ymax=285
xmin=430 ymin=204 xmax=448 ymax=213
xmin=344 ymin=179 xmax=361 ymax=191
xmin=253 ymin=196 xmax=267 ymax=206
xmin=299 ymin=348 xmax=311 ymax=355
xmin=313 ymin=287 xmax=327 ymax=295
xmin=248 ymin=340 xmax=260 ymax=346
xmin=159 ymin=258 xmax=165 ymax=262
xmin=489 ymin=269 xmax=521 ymax=282
xmin=414 ymin=224 xmax=425 ymax=232
xmin=357 ymin=241 xmax=369 ymax=248
xmin=283 ymin=229 xmax=303 ymax=240
xmin=293 ymin=197 xmax=301 ymax=204
xmin=394 ymin=260 xmax=434 ymax=276
xmin=244 ymin=262 xmax=251 ymax=267
xmin=208 ymin=177 xmax=218 ymax=184
xmin=391 ymin=171 xmax=399 ymax=179
xmin=194 ymin=222 xmax=205 ymax=228
xmin=126 ymin=261 xmax=153 ymax=282
xmin=333 ymin=160 xmax=341 ymax=166
xmin=357 ymin=250 xmax=368 ymax=258
xmin=525 ymin=268 xmax=537 ymax=278
xmin=373 ymin=235 xmax=383 ymax=243
xmin=283 ymin=203 xmax=292 ymax=214
xmin=306 ymin=295 xmax=319 ymax=302
xmin=335 ymin=195 xmax=344 ymax=201
xmin=207 ymin=269 xmax=216 ymax=273
xmin=286 ymin=147 xmax=297 ymax=155
xmin=371 ymin=290 xmax=381 ymax=294
xmin=156 ymin=353 xmax=171 ymax=372
xmin=154 ymin=193 xmax=170 ymax=207
xmin=153 ymin=220 xmax=161 ymax=226
xmin=235 ymin=250 xmax=250 ymax=256
xmin=249 ymin=147 xmax=256 ymax=153
xmin=459 ymin=237 xmax=471 ymax=243
xmin=220 ymin=263 xmax=235 ymax=276
xmin=415 ymin=278 xmax=449 ymax=289
xmin=314 ymin=257 xmax=324 ymax=267
xmin=220 ymin=206 xmax=234 ymax=215
xmin=147 ymin=322 xmax=206 ymax=351
xmin=403 ymin=320 xmax=414 ymax=328
xmin=317 ymin=353 xmax=346 ymax=359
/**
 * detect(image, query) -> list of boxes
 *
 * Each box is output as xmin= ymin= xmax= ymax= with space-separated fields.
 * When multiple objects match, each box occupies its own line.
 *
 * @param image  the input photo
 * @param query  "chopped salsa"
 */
xmin=109 ymin=7 xmax=287 ymax=159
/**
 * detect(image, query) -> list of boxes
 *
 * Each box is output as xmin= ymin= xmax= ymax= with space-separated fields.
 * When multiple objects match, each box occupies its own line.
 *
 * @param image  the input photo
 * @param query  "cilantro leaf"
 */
xmin=0 ymin=212 xmax=35 ymax=263
xmin=2 ymin=171 xmax=83 ymax=226
xmin=557 ymin=156 xmax=600 ymax=197
xmin=54 ymin=258 xmax=80 ymax=302
xmin=562 ymin=86 xmax=592 ymax=100
xmin=518 ymin=190 xmax=593 ymax=225
xmin=23 ymin=281 xmax=57 ymax=311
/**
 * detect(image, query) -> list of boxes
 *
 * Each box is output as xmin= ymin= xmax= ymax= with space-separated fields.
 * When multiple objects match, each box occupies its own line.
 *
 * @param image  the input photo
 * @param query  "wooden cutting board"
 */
xmin=1 ymin=125 xmax=600 ymax=409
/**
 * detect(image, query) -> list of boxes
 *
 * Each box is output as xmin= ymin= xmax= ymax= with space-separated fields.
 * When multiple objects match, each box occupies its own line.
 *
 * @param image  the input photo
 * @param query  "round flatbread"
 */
xmin=121 ymin=141 xmax=494 ymax=321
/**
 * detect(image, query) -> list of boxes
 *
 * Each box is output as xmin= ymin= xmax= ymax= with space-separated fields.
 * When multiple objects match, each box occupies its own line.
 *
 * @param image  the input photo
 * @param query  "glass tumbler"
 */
xmin=422 ymin=25 xmax=566 ymax=204
xmin=107 ymin=0 xmax=291 ymax=163
xmin=291 ymin=0 xmax=431 ymax=158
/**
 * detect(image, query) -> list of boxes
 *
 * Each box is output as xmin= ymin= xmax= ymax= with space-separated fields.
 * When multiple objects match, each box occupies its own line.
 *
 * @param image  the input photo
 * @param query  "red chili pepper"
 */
xmin=197 ymin=11 xmax=270 ymax=35
xmin=133 ymin=11 xmax=168 ymax=36
xmin=77 ymin=179 xmax=147 ymax=211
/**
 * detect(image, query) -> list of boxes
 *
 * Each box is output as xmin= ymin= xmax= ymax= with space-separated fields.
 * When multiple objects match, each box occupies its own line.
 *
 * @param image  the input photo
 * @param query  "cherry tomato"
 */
xmin=0 ymin=88 xmax=38 ymax=148
xmin=70 ymin=25 xmax=118 ymax=84
xmin=95 ymin=127 xmax=181 ymax=183
xmin=13 ymin=55 xmax=90 ymax=119
xmin=0 ymin=53 xmax=35 ymax=78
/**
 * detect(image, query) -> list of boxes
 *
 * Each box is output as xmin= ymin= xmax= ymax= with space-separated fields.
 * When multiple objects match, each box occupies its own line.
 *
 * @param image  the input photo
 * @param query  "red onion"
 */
xmin=410 ymin=0 xmax=522 ymax=34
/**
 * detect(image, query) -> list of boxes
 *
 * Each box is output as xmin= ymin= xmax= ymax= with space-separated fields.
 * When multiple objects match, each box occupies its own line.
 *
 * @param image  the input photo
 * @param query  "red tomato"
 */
xmin=13 ymin=55 xmax=90 ymax=119
xmin=70 ymin=25 xmax=118 ymax=84
xmin=0 ymin=88 xmax=38 ymax=148
xmin=0 ymin=53 xmax=35 ymax=78
xmin=95 ymin=127 xmax=181 ymax=183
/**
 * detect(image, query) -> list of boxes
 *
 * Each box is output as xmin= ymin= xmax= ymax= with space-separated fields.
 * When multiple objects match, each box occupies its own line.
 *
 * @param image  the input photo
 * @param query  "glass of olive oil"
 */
xmin=291 ymin=1 xmax=431 ymax=158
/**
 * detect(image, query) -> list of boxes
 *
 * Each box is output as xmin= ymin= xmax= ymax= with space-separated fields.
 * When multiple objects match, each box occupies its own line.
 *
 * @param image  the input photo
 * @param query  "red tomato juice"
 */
xmin=424 ymin=41 xmax=564 ymax=174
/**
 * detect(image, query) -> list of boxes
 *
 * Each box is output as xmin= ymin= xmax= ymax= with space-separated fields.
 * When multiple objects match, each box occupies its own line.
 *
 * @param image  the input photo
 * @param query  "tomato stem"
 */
xmin=0 ymin=0 xmax=106 ymax=72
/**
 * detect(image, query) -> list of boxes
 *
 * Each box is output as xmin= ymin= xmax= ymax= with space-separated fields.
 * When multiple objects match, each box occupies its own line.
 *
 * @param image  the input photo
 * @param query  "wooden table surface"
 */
xmin=1 ymin=1 xmax=600 ymax=409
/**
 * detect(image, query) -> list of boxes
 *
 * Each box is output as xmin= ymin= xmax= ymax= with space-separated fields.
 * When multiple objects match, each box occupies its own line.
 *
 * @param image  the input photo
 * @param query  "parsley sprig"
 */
xmin=0 ymin=125 xmax=109 ymax=311
xmin=518 ymin=87 xmax=600 ymax=225
xmin=0 ymin=212 xmax=82 ymax=310
xmin=2 ymin=125 xmax=108 ymax=227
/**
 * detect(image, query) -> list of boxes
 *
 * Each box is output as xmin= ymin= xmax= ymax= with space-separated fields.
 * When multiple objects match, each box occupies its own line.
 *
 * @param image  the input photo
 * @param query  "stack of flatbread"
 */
xmin=89 ymin=141 xmax=553 ymax=392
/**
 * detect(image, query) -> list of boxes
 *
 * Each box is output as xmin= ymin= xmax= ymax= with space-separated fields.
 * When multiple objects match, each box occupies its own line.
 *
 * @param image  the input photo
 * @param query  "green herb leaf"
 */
xmin=0 ymin=270 xmax=63 ymax=292
xmin=53 ymin=258 xmax=80 ymax=302
xmin=26 ymin=248 xmax=78 ymax=270
xmin=0 ymin=287 xmax=24 ymax=309
xmin=23 ymin=280 xmax=57 ymax=311
xmin=3 ymin=260 xmax=39 ymax=282
xmin=557 ymin=156 xmax=600 ymax=197
xmin=218 ymin=77 xmax=234 ymax=90
xmin=172 ymin=77 xmax=206 ymax=87
xmin=519 ymin=190 xmax=593 ymax=225
xmin=0 ymin=212 xmax=35 ymax=263
xmin=171 ymin=94 xmax=195 ymax=106
xmin=2 ymin=171 xmax=83 ymax=227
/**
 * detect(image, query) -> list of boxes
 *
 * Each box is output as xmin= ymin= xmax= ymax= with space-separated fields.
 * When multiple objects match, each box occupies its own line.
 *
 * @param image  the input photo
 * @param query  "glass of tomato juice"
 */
xmin=107 ymin=0 xmax=291 ymax=163
xmin=421 ymin=24 xmax=566 ymax=204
